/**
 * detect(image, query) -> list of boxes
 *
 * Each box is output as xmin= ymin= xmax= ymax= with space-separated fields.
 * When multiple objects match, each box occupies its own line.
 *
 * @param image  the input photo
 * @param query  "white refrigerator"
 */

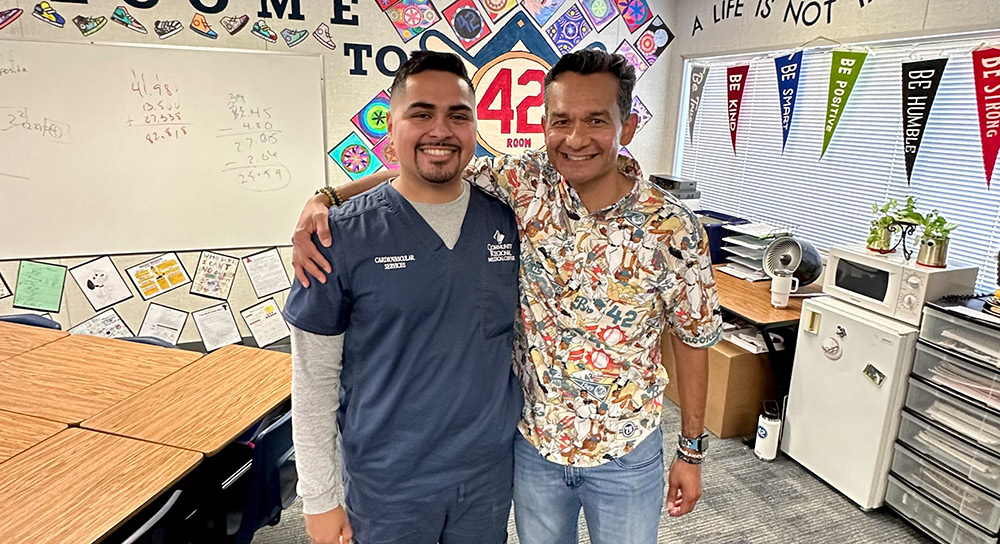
xmin=781 ymin=296 xmax=918 ymax=510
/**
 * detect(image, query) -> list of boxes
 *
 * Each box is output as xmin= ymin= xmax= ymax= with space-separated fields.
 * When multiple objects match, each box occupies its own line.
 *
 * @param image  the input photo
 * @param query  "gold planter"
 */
xmin=866 ymin=227 xmax=894 ymax=253
xmin=917 ymin=237 xmax=949 ymax=268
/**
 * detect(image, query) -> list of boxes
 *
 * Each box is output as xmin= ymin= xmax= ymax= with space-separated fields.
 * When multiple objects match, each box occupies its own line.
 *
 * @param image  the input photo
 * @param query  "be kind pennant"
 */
xmin=822 ymin=50 xmax=867 ymax=158
xmin=775 ymin=51 xmax=803 ymax=153
xmin=727 ymin=65 xmax=749 ymax=154
xmin=688 ymin=65 xmax=709 ymax=141
xmin=902 ymin=58 xmax=947 ymax=184
xmin=974 ymin=48 xmax=1000 ymax=187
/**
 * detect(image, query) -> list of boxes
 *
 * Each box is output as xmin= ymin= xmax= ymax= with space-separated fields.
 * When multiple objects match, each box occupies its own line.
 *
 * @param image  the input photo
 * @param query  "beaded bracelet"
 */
xmin=675 ymin=448 xmax=705 ymax=465
xmin=316 ymin=186 xmax=342 ymax=206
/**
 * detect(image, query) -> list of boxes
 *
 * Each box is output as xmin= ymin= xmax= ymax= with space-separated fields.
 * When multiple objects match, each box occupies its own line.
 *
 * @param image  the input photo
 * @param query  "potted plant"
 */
xmin=867 ymin=196 xmax=922 ymax=253
xmin=917 ymin=210 xmax=957 ymax=267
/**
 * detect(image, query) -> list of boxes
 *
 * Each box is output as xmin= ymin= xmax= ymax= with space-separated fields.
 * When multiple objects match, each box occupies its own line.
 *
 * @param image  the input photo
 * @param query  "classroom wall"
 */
xmin=659 ymin=0 xmax=1000 ymax=170
xmin=0 ymin=0 xmax=676 ymax=343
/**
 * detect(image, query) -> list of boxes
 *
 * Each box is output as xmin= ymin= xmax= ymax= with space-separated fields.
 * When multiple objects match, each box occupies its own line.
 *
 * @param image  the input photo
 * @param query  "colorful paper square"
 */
xmin=619 ymin=146 xmax=633 ymax=159
xmin=330 ymin=133 xmax=384 ymax=180
xmin=522 ymin=0 xmax=566 ymax=27
xmin=372 ymin=138 xmax=400 ymax=171
xmin=351 ymin=91 xmax=391 ymax=145
xmin=444 ymin=0 xmax=492 ymax=49
xmin=384 ymin=0 xmax=441 ymax=43
xmin=614 ymin=39 xmax=648 ymax=79
xmin=377 ymin=0 xmax=400 ymax=10
xmin=479 ymin=0 xmax=518 ymax=22
xmin=546 ymin=4 xmax=592 ymax=55
xmin=616 ymin=0 xmax=651 ymax=33
xmin=631 ymin=96 xmax=651 ymax=132
xmin=632 ymin=15 xmax=672 ymax=65
xmin=580 ymin=0 xmax=616 ymax=30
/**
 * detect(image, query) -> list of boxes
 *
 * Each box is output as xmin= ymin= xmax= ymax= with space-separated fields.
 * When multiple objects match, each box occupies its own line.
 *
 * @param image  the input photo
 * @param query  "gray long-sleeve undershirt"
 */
xmin=291 ymin=182 xmax=470 ymax=515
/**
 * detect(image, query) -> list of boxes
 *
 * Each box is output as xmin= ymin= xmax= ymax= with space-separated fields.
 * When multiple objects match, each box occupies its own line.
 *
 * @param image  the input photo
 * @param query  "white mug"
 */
xmin=770 ymin=275 xmax=799 ymax=308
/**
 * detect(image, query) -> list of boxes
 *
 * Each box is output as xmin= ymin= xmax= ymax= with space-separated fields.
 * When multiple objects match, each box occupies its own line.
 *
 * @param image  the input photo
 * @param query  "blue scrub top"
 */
xmin=285 ymin=182 xmax=523 ymax=500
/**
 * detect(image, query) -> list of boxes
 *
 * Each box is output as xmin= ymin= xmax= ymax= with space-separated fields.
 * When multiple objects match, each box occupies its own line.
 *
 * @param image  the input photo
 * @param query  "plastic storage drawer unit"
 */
xmin=886 ymin=475 xmax=994 ymax=544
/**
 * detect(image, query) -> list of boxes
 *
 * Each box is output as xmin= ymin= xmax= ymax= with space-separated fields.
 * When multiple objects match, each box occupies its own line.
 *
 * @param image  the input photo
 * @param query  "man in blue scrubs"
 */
xmin=284 ymin=52 xmax=522 ymax=544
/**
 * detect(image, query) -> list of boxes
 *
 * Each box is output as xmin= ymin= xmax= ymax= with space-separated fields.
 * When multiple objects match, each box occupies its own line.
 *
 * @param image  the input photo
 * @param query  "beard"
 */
xmin=416 ymin=161 xmax=461 ymax=184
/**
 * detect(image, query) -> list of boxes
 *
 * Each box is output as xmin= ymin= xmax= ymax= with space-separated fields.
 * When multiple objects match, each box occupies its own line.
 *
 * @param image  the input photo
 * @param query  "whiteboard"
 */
xmin=0 ymin=40 xmax=326 ymax=260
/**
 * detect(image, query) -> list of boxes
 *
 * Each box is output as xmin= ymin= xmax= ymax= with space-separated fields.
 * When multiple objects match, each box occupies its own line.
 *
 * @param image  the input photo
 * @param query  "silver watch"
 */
xmin=678 ymin=432 xmax=709 ymax=453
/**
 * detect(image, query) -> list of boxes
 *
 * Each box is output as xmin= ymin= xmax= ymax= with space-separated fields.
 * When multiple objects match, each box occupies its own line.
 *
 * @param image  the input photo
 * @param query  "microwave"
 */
xmin=822 ymin=246 xmax=979 ymax=326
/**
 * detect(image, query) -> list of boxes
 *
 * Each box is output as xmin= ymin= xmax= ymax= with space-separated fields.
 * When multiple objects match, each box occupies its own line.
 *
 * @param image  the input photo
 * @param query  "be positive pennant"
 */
xmin=822 ymin=50 xmax=867 ymax=158
xmin=775 ymin=51 xmax=803 ymax=153
xmin=973 ymin=48 xmax=1000 ymax=187
xmin=902 ymin=58 xmax=947 ymax=184
xmin=727 ymin=65 xmax=750 ymax=154
xmin=688 ymin=65 xmax=709 ymax=141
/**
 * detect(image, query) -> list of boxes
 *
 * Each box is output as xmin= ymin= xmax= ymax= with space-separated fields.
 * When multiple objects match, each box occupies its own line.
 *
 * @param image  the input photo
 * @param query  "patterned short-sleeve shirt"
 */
xmin=469 ymin=150 xmax=722 ymax=467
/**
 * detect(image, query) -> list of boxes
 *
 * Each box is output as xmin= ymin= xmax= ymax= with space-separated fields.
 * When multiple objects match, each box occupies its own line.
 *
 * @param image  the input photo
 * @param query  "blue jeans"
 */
xmin=513 ymin=428 xmax=664 ymax=544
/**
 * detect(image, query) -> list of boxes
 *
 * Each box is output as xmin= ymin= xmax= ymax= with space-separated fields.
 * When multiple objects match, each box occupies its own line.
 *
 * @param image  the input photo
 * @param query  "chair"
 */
xmin=229 ymin=411 xmax=298 ymax=544
xmin=119 ymin=336 xmax=177 ymax=349
xmin=104 ymin=490 xmax=187 ymax=544
xmin=0 ymin=313 xmax=61 ymax=330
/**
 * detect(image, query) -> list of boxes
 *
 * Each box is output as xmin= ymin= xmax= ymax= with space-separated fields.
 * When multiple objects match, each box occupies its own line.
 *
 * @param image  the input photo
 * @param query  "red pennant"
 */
xmin=973 ymin=48 xmax=1000 ymax=187
xmin=727 ymin=65 xmax=750 ymax=154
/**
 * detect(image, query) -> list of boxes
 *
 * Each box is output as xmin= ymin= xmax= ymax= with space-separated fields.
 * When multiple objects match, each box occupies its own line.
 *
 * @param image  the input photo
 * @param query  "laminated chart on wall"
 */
xmin=0 ymin=39 xmax=325 ymax=260
xmin=13 ymin=260 xmax=66 ymax=312
xmin=126 ymin=252 xmax=191 ymax=300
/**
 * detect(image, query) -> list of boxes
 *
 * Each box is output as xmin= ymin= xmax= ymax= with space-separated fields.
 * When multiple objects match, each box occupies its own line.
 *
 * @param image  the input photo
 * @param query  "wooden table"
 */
xmin=83 ymin=344 xmax=291 ymax=456
xmin=0 ymin=320 xmax=67 ymax=361
xmin=712 ymin=264 xmax=816 ymax=328
xmin=0 ymin=334 xmax=202 ymax=424
xmin=0 ymin=409 xmax=66 ymax=465
xmin=0 ymin=428 xmax=201 ymax=544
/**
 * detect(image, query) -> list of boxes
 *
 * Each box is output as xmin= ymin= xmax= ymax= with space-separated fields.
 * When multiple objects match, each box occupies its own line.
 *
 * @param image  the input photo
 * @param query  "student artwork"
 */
xmin=384 ymin=0 xmax=441 ymax=43
xmin=522 ymin=0 xmax=566 ymax=27
xmin=192 ymin=302 xmax=242 ymax=352
xmin=13 ymin=260 xmax=66 ymax=313
xmin=69 ymin=256 xmax=133 ymax=312
xmin=631 ymin=96 xmax=651 ymax=133
xmin=615 ymin=0 xmax=651 ymax=33
xmin=444 ymin=0 xmax=492 ymax=50
xmin=154 ymin=19 xmax=184 ymax=40
xmin=377 ymin=0 xmax=400 ymax=10
xmin=240 ymin=298 xmax=290 ymax=348
xmin=111 ymin=5 xmax=147 ymax=34
xmin=619 ymin=146 xmax=633 ymax=159
xmin=138 ymin=303 xmax=188 ymax=345
xmin=0 ymin=8 xmax=22 ymax=32
xmin=822 ymin=50 xmax=867 ymax=158
xmin=0 ymin=272 xmax=10 ymax=300
xmin=479 ymin=0 xmax=518 ymax=23
xmin=189 ymin=251 xmax=239 ymax=300
xmin=281 ymin=28 xmax=308 ymax=47
xmin=220 ymin=14 xmax=249 ymax=35
xmin=190 ymin=13 xmax=218 ymax=39
xmin=579 ymin=0 xmax=616 ymax=31
xmin=613 ymin=40 xmax=648 ymax=80
xmin=32 ymin=2 xmax=65 ymax=28
xmin=73 ymin=14 xmax=107 ymax=36
xmin=372 ymin=138 xmax=400 ymax=171
xmin=330 ymin=133 xmax=384 ymax=180
xmin=69 ymin=308 xmax=132 ymax=338
xmin=547 ymin=5 xmax=592 ymax=55
xmin=633 ymin=16 xmax=672 ymax=66
xmin=242 ymin=247 xmax=291 ymax=298
xmin=352 ymin=91 xmax=391 ymax=145
xmin=126 ymin=252 xmax=191 ymax=301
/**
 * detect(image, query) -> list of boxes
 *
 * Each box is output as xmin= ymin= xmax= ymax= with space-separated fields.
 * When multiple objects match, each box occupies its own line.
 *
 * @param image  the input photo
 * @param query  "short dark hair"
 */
xmin=389 ymin=51 xmax=475 ymax=101
xmin=543 ymin=50 xmax=636 ymax=122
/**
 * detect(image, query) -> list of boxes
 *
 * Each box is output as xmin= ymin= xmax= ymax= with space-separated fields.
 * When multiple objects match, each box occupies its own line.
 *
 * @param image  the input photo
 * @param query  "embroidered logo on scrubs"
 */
xmin=488 ymin=232 xmax=514 ymax=263
xmin=374 ymin=254 xmax=415 ymax=269
xmin=494 ymin=230 xmax=505 ymax=243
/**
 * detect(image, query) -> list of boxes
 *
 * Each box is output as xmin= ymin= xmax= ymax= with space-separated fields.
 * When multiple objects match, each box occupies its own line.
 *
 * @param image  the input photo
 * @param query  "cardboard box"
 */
xmin=662 ymin=335 xmax=776 ymax=439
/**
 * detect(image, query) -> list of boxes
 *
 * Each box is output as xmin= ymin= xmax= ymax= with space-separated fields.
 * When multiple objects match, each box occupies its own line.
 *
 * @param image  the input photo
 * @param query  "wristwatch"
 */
xmin=678 ymin=432 xmax=709 ymax=453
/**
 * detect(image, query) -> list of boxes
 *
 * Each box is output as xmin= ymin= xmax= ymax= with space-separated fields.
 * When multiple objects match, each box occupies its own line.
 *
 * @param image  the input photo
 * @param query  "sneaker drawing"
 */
xmin=220 ymin=14 xmax=248 ymax=35
xmin=189 ymin=13 xmax=217 ymax=39
xmin=154 ymin=19 xmax=182 ymax=40
xmin=72 ymin=14 xmax=107 ymax=36
xmin=112 ymin=5 xmax=146 ymax=34
xmin=33 ymin=2 xmax=65 ymax=28
xmin=0 ymin=8 xmax=23 ymax=32
xmin=251 ymin=20 xmax=276 ymax=43
xmin=312 ymin=23 xmax=336 ymax=50
xmin=281 ymin=28 xmax=307 ymax=47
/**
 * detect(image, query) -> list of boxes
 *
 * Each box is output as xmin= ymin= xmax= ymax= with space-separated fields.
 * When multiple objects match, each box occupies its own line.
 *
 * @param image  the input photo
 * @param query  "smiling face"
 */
xmin=542 ymin=71 xmax=638 ymax=193
xmin=387 ymin=70 xmax=477 ymax=186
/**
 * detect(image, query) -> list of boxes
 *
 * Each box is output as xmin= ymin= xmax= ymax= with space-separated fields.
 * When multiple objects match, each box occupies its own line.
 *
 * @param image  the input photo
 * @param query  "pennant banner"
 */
xmin=727 ymin=65 xmax=750 ymax=154
xmin=902 ymin=58 xmax=947 ymax=184
xmin=774 ymin=51 xmax=803 ymax=153
xmin=688 ymin=65 xmax=709 ymax=141
xmin=974 ymin=48 xmax=1000 ymax=187
xmin=822 ymin=50 xmax=867 ymax=158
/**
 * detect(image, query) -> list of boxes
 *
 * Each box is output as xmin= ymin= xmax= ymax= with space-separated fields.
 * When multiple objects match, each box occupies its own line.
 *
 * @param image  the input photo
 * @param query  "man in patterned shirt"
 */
xmin=292 ymin=50 xmax=722 ymax=544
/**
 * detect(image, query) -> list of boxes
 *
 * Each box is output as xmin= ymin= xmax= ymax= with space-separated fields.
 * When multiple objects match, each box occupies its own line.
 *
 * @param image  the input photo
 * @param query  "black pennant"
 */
xmin=902 ymin=58 xmax=948 ymax=184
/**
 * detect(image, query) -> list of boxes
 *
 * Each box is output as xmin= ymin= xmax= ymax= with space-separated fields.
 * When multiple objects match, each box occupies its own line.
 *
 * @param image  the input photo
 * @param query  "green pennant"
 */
xmin=822 ymin=50 xmax=868 ymax=158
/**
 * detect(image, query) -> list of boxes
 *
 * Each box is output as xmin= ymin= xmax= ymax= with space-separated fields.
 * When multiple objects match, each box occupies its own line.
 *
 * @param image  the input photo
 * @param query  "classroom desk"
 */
xmin=0 ymin=428 xmax=202 ymax=544
xmin=83 ymin=344 xmax=291 ymax=456
xmin=0 ymin=409 xmax=66 ymax=465
xmin=0 ymin=320 xmax=67 ymax=361
xmin=0 ymin=334 xmax=202 ymax=424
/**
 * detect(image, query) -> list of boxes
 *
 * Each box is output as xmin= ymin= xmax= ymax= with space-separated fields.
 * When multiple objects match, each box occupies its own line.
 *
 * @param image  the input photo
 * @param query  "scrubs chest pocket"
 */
xmin=480 ymin=260 xmax=518 ymax=340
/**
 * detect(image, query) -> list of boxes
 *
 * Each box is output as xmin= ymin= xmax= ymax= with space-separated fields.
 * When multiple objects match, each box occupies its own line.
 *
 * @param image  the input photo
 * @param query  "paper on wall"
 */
xmin=192 ymin=302 xmax=241 ymax=352
xmin=240 ymin=298 xmax=290 ymax=348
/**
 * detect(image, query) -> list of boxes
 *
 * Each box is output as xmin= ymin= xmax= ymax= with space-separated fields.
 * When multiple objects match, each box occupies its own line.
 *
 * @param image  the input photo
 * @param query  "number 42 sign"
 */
xmin=472 ymin=52 xmax=550 ymax=156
